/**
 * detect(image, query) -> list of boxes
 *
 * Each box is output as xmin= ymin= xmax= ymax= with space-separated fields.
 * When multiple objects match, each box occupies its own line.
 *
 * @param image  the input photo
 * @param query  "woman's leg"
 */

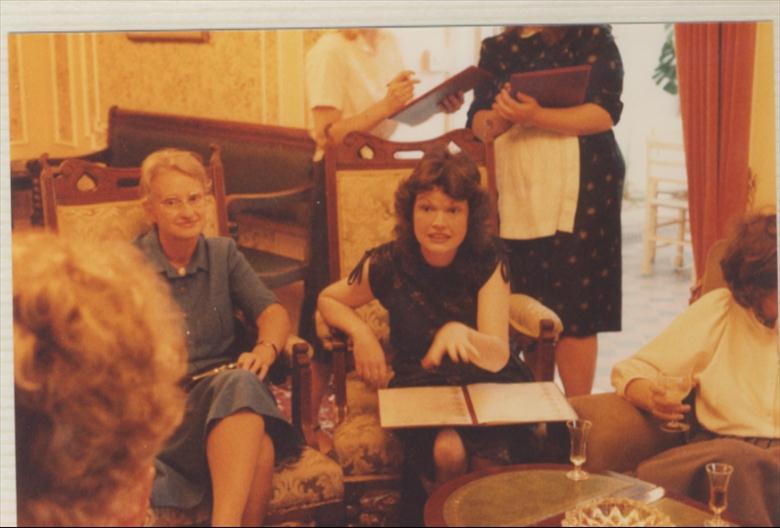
xmin=207 ymin=411 xmax=272 ymax=526
xmin=555 ymin=335 xmax=597 ymax=397
xmin=433 ymin=428 xmax=468 ymax=486
xmin=241 ymin=433 xmax=275 ymax=526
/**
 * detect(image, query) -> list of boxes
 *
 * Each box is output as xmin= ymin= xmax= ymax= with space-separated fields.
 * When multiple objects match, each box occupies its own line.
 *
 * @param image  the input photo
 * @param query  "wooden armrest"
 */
xmin=508 ymin=294 xmax=562 ymax=382
xmin=290 ymin=341 xmax=317 ymax=448
xmin=224 ymin=184 xmax=313 ymax=211
xmin=509 ymin=293 xmax=564 ymax=338
xmin=314 ymin=310 xmax=350 ymax=423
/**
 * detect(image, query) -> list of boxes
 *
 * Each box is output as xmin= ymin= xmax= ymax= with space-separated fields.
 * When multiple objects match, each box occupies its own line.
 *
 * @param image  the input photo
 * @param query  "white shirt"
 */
xmin=305 ymin=31 xmax=403 ymax=160
xmin=611 ymin=288 xmax=780 ymax=439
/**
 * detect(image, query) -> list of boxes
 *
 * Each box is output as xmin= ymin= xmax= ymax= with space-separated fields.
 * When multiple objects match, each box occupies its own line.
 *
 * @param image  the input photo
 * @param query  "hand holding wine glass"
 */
xmin=704 ymin=462 xmax=734 ymax=526
xmin=654 ymin=372 xmax=692 ymax=432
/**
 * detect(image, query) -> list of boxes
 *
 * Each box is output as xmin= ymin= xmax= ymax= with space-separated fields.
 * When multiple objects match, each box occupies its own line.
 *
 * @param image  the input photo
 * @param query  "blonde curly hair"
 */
xmin=13 ymin=232 xmax=187 ymax=526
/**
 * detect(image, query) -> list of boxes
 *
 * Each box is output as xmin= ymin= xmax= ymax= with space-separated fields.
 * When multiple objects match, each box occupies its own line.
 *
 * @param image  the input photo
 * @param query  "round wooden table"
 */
xmin=424 ymin=463 xmax=737 ymax=527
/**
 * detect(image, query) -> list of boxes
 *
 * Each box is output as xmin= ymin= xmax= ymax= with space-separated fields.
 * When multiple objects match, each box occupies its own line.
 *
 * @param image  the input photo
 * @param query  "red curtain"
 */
xmin=675 ymin=22 xmax=756 ymax=279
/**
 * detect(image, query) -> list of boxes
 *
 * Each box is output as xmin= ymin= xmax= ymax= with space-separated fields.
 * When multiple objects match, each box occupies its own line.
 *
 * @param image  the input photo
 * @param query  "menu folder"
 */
xmin=378 ymin=381 xmax=578 ymax=429
xmin=389 ymin=66 xmax=495 ymax=126
xmin=510 ymin=64 xmax=592 ymax=108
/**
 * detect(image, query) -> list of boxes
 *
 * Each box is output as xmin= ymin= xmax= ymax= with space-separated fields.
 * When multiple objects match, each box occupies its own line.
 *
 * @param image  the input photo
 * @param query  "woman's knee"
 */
xmin=433 ymin=429 xmax=467 ymax=468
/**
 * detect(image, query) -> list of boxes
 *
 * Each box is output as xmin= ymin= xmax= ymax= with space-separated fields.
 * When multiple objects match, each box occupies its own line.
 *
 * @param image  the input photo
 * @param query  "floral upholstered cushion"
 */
xmin=56 ymin=195 xmax=221 ymax=243
xmin=147 ymin=446 xmax=343 ymax=526
xmin=333 ymin=412 xmax=403 ymax=477
xmin=270 ymin=445 xmax=344 ymax=514
xmin=57 ymin=200 xmax=151 ymax=242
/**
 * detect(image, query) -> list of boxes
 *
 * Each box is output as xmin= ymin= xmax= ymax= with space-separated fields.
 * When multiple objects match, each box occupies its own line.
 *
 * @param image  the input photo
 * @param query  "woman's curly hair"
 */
xmin=13 ymin=233 xmax=187 ymax=526
xmin=720 ymin=212 xmax=777 ymax=317
xmin=393 ymin=147 xmax=496 ymax=264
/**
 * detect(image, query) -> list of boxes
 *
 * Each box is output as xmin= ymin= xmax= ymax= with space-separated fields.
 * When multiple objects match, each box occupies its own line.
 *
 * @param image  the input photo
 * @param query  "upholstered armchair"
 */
xmin=37 ymin=150 xmax=345 ymax=526
xmin=317 ymin=130 xmax=563 ymax=525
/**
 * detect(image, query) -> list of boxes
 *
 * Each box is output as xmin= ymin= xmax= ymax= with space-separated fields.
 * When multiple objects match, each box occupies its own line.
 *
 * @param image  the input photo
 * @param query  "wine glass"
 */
xmin=566 ymin=419 xmax=592 ymax=481
xmin=704 ymin=462 xmax=734 ymax=526
xmin=657 ymin=372 xmax=692 ymax=432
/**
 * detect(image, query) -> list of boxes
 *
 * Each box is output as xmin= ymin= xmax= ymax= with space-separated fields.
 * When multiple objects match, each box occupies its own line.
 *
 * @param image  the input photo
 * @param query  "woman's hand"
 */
xmin=353 ymin=327 xmax=390 ymax=388
xmin=492 ymin=84 xmax=541 ymax=127
xmin=471 ymin=109 xmax=512 ymax=143
xmin=648 ymin=383 xmax=691 ymax=422
xmin=624 ymin=378 xmax=691 ymax=422
xmin=381 ymin=70 xmax=419 ymax=115
xmin=237 ymin=343 xmax=277 ymax=380
xmin=439 ymin=91 xmax=465 ymax=113
xmin=422 ymin=322 xmax=481 ymax=369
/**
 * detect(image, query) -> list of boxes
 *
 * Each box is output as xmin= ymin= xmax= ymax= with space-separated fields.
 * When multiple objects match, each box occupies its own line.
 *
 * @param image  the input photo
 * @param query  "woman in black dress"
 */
xmin=468 ymin=25 xmax=626 ymax=396
xmin=317 ymin=148 xmax=538 ymax=494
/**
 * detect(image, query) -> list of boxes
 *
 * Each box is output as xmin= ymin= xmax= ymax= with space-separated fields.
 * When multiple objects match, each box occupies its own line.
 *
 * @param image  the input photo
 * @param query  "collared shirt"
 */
xmin=305 ymin=30 xmax=403 ymax=160
xmin=136 ymin=229 xmax=278 ymax=375
xmin=612 ymin=288 xmax=780 ymax=439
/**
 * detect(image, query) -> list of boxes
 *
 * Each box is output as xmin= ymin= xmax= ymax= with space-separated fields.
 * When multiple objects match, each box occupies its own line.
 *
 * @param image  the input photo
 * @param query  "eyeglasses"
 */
xmin=158 ymin=193 xmax=206 ymax=211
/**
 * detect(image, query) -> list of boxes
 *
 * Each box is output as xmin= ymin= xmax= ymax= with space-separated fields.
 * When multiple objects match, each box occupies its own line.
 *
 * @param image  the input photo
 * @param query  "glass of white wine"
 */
xmin=566 ymin=419 xmax=592 ymax=481
xmin=657 ymin=372 xmax=692 ymax=432
xmin=704 ymin=462 xmax=734 ymax=526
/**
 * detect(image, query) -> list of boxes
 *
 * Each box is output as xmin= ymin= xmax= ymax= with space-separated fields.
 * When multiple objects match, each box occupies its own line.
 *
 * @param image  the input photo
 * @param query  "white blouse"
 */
xmin=611 ymin=288 xmax=780 ymax=439
xmin=305 ymin=31 xmax=403 ymax=160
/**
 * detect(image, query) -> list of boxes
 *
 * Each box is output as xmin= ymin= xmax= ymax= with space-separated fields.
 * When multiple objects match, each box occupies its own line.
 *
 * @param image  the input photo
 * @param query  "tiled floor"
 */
xmin=592 ymin=201 xmax=693 ymax=393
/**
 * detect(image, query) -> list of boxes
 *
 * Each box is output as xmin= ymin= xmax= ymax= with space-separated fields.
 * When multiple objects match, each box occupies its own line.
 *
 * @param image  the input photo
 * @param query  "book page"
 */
xmin=466 ymin=382 xmax=578 ymax=425
xmin=378 ymin=386 xmax=473 ymax=428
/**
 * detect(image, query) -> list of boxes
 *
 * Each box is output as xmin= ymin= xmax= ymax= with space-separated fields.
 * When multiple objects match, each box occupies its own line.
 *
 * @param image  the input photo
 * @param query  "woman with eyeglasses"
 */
xmin=317 ymin=148 xmax=540 ymax=518
xmin=135 ymin=148 xmax=302 ymax=526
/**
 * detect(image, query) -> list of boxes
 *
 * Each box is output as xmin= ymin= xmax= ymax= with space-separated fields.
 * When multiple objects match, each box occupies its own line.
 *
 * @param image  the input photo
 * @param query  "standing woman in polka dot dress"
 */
xmin=468 ymin=25 xmax=625 ymax=396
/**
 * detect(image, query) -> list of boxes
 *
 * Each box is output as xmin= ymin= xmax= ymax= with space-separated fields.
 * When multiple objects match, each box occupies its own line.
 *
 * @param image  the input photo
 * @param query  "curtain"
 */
xmin=675 ymin=22 xmax=756 ymax=280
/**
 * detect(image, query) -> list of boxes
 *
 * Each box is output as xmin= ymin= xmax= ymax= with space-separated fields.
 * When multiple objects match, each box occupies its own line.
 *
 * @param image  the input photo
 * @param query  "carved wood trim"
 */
xmin=107 ymin=105 xmax=315 ymax=151
xmin=323 ymin=129 xmax=494 ymax=282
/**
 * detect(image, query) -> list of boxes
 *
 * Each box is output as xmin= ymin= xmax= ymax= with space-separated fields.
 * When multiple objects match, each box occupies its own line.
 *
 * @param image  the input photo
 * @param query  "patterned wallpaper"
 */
xmin=8 ymin=35 xmax=25 ymax=143
xmin=53 ymin=34 xmax=74 ymax=144
xmin=96 ymin=29 xmax=286 ymax=126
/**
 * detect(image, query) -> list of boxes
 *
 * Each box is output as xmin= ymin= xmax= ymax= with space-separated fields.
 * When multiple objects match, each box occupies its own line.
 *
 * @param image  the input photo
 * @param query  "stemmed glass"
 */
xmin=566 ymin=419 xmax=592 ymax=481
xmin=704 ymin=462 xmax=734 ymax=526
xmin=657 ymin=372 xmax=692 ymax=432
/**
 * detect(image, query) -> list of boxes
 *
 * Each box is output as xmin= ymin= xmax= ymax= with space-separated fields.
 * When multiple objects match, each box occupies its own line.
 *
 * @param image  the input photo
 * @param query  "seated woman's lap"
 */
xmin=152 ymin=369 xmax=299 ymax=509
xmin=637 ymin=437 xmax=780 ymax=526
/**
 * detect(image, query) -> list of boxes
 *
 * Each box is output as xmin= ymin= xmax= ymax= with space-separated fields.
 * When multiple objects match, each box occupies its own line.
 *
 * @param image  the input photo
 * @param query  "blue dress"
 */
xmin=136 ymin=229 xmax=302 ymax=510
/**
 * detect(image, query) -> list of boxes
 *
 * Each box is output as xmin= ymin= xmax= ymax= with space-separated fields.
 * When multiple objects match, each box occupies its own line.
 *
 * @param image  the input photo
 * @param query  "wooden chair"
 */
xmin=37 ymin=149 xmax=344 ymax=526
xmin=218 ymin=137 xmax=315 ymax=290
xmin=641 ymin=134 xmax=691 ymax=275
xmin=317 ymin=130 xmax=562 ymax=525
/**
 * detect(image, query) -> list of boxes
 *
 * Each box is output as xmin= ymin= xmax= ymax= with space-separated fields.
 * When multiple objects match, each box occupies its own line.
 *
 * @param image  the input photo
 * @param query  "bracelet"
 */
xmin=257 ymin=340 xmax=279 ymax=359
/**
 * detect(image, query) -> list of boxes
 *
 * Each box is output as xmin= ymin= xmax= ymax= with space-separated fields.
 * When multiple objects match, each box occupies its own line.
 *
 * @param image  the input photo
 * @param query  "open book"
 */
xmin=510 ymin=64 xmax=592 ymax=108
xmin=389 ymin=66 xmax=494 ymax=126
xmin=378 ymin=381 xmax=577 ymax=428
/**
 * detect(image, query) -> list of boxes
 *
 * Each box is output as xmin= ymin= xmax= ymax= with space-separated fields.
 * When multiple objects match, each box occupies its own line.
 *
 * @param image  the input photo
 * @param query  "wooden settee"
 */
xmin=27 ymin=106 xmax=315 ymax=254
